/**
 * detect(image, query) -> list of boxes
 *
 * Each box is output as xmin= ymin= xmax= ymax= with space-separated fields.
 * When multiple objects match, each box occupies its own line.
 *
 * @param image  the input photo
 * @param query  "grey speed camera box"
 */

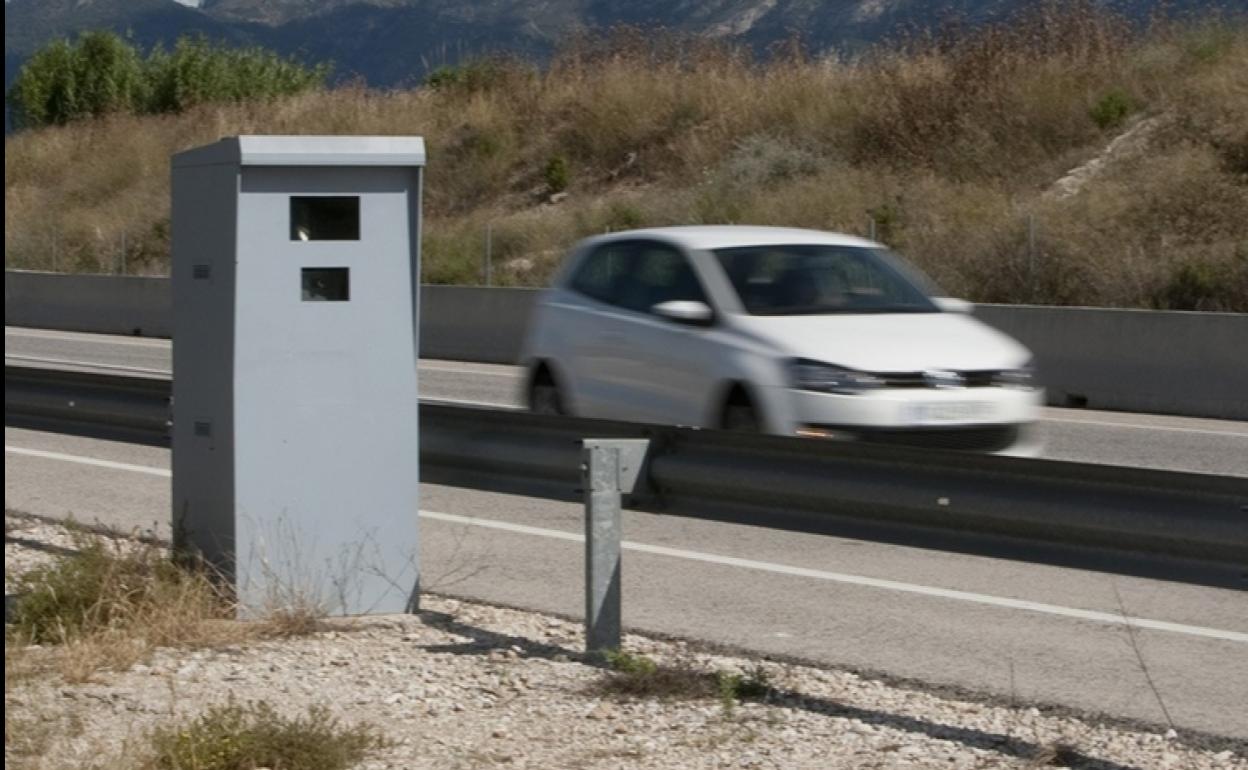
xmin=171 ymin=136 xmax=424 ymax=616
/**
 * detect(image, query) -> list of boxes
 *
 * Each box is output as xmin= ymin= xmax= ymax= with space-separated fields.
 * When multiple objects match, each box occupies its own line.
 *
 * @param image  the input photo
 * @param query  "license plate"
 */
xmin=904 ymin=401 xmax=993 ymax=425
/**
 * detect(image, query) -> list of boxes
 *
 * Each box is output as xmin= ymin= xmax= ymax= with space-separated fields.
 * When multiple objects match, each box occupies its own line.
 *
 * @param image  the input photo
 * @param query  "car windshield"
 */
xmin=712 ymin=244 xmax=940 ymax=315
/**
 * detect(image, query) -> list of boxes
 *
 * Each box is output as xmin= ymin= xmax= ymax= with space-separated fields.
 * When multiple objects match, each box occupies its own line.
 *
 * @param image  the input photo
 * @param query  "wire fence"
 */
xmin=7 ymin=212 xmax=1241 ymax=312
xmin=0 ymin=213 xmax=1060 ymax=298
xmin=7 ymin=229 xmax=144 ymax=276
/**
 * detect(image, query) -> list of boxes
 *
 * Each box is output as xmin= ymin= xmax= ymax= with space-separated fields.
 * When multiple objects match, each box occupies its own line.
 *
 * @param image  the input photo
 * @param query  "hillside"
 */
xmin=4 ymin=7 xmax=1247 ymax=310
xmin=6 ymin=0 xmax=1242 ymax=87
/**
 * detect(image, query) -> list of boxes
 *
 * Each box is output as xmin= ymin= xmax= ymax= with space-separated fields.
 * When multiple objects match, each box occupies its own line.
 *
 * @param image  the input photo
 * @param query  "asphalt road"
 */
xmin=7 ymin=325 xmax=1248 ymax=739
xmin=5 ymin=425 xmax=1248 ymax=741
xmin=7 ymin=326 xmax=1248 ymax=477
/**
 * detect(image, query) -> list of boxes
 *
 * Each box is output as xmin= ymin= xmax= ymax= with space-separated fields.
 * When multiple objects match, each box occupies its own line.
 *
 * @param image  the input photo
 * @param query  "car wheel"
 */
xmin=722 ymin=398 xmax=761 ymax=432
xmin=530 ymin=372 xmax=564 ymax=416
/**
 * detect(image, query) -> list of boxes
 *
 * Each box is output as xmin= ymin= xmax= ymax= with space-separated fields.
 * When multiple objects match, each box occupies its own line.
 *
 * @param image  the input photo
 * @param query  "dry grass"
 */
xmin=260 ymin=604 xmax=333 ymax=638
xmin=3 ymin=524 xmax=376 ymax=770
xmin=5 ymin=3 xmax=1247 ymax=309
xmin=7 ymin=533 xmax=243 ymax=681
xmin=5 ymin=528 xmax=332 ymax=683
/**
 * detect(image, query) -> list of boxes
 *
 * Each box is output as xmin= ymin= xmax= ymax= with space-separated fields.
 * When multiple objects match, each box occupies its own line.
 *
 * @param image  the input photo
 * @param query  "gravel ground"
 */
xmin=6 ymin=514 xmax=1246 ymax=770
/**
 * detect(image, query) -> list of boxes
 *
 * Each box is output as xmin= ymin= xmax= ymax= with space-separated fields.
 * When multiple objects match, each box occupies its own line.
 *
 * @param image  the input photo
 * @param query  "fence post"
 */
xmin=581 ymin=438 xmax=649 ymax=656
xmin=1027 ymin=213 xmax=1037 ymax=300
xmin=868 ymin=216 xmax=877 ymax=241
xmin=484 ymin=223 xmax=493 ymax=287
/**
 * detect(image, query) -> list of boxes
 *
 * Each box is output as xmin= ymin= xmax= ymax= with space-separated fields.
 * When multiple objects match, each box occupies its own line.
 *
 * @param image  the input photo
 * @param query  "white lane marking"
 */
xmin=421 ymin=363 xmax=523 ymax=377
xmin=5 ymin=446 xmax=171 ymax=477
xmin=1042 ymin=416 xmax=1248 ymax=438
xmin=5 ymin=328 xmax=170 ymax=348
xmin=423 ymin=510 xmax=1248 ymax=644
xmin=421 ymin=397 xmax=521 ymax=410
xmin=5 ymin=354 xmax=171 ymax=376
xmin=10 ymin=444 xmax=1248 ymax=644
xmin=4 ymin=342 xmax=515 ymax=381
xmin=5 ymin=327 xmax=508 ymax=373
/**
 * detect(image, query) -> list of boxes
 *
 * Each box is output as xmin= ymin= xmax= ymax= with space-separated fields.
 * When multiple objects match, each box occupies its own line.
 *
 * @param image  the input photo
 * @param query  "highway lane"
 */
xmin=5 ymin=426 xmax=1248 ymax=740
xmin=8 ymin=326 xmax=1248 ymax=477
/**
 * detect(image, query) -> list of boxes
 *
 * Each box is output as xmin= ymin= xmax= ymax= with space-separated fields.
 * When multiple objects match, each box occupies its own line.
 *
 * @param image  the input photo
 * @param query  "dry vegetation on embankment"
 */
xmin=4 ymin=3 xmax=1247 ymax=310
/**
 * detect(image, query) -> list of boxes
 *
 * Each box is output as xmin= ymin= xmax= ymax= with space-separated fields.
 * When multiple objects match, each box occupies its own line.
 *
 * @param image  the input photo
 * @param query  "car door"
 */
xmin=555 ymin=239 xmax=648 ymax=420
xmin=607 ymin=240 xmax=724 ymax=426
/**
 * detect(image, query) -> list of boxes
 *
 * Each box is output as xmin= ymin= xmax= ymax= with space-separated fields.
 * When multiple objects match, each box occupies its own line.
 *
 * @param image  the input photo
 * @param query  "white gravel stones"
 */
xmin=6 ymin=513 xmax=1246 ymax=769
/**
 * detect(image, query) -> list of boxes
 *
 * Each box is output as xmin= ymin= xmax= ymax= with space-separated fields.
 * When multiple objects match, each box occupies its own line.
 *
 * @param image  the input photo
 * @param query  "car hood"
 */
xmin=730 ymin=311 xmax=1032 ymax=372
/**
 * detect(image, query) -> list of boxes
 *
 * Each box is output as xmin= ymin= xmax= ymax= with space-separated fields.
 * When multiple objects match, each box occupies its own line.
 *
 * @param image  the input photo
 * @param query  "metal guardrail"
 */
xmin=7 ymin=364 xmax=1248 ymax=585
xmin=5 ymin=364 xmax=173 ymax=443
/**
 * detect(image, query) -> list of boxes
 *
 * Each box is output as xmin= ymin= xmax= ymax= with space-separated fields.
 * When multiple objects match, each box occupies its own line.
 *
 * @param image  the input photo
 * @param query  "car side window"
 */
xmin=615 ymin=242 xmax=708 ymax=315
xmin=569 ymin=243 xmax=636 ymax=306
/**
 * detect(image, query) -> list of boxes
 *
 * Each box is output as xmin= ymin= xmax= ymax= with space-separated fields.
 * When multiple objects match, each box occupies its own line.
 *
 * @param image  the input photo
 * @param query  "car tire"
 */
xmin=722 ymin=397 xmax=761 ymax=432
xmin=530 ymin=372 xmax=564 ymax=416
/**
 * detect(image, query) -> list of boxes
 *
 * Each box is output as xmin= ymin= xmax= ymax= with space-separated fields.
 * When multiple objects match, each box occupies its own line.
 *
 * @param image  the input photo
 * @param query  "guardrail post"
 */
xmin=582 ymin=438 xmax=649 ymax=655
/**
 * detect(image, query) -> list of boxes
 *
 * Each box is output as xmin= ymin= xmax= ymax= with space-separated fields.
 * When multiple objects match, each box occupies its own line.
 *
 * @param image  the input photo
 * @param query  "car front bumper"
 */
xmin=767 ymin=386 xmax=1045 ymax=454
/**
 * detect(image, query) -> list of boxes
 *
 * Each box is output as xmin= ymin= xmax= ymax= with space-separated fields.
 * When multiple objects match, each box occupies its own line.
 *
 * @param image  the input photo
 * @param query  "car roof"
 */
xmin=588 ymin=225 xmax=880 ymax=251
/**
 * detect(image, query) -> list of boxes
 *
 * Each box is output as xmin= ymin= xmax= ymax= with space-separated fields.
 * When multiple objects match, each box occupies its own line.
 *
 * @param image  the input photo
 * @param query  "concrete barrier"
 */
xmin=419 ymin=285 xmax=537 ymax=364
xmin=5 ymin=270 xmax=1246 ymax=420
xmin=974 ymin=305 xmax=1248 ymax=421
xmin=3 ymin=271 xmax=535 ymax=364
xmin=5 ymin=271 xmax=173 ymax=338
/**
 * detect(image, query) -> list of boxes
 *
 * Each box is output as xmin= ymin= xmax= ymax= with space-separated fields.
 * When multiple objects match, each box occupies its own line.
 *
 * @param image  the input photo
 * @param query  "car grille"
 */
xmin=878 ymin=370 xmax=1000 ymax=388
xmin=809 ymin=424 xmax=1021 ymax=452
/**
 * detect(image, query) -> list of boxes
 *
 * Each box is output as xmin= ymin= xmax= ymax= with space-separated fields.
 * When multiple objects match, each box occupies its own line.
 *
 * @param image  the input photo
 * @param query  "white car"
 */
xmin=520 ymin=226 xmax=1042 ymax=454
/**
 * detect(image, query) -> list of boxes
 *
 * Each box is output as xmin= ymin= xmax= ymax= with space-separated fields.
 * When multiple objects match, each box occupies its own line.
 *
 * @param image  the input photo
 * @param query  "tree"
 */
xmin=8 ymin=32 xmax=145 ymax=128
xmin=7 ymin=32 xmax=329 ymax=129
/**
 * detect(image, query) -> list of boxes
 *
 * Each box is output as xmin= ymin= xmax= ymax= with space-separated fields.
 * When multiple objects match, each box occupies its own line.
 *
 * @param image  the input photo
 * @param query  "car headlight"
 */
xmin=993 ymin=362 xmax=1036 ymax=390
xmin=791 ymin=359 xmax=883 ymax=395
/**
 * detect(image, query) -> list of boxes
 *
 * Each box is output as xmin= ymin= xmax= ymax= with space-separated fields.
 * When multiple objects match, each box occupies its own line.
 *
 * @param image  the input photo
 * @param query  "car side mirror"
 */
xmin=652 ymin=300 xmax=714 ymax=326
xmin=932 ymin=296 xmax=974 ymax=314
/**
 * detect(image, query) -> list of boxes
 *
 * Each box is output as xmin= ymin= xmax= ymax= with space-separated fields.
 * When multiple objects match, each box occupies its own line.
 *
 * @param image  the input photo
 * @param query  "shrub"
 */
xmin=425 ymin=57 xmax=532 ymax=95
xmin=599 ymin=200 xmax=646 ymax=231
xmin=144 ymin=37 xmax=329 ymax=115
xmin=604 ymin=649 xmax=658 ymax=676
xmin=544 ymin=154 xmax=570 ymax=194
xmin=1215 ymin=129 xmax=1248 ymax=175
xmin=716 ymin=666 xmax=773 ymax=715
xmin=1154 ymin=250 xmax=1248 ymax=311
xmin=1089 ymin=89 xmax=1136 ymax=130
xmin=719 ymin=135 xmax=820 ymax=189
xmin=146 ymin=700 xmax=387 ymax=770
xmin=596 ymin=649 xmax=714 ymax=698
xmin=595 ymin=651 xmax=774 ymax=717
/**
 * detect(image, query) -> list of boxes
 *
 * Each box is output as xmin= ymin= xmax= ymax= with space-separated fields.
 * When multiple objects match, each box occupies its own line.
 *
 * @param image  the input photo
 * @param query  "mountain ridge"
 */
xmin=7 ymin=0 xmax=1236 ymax=89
